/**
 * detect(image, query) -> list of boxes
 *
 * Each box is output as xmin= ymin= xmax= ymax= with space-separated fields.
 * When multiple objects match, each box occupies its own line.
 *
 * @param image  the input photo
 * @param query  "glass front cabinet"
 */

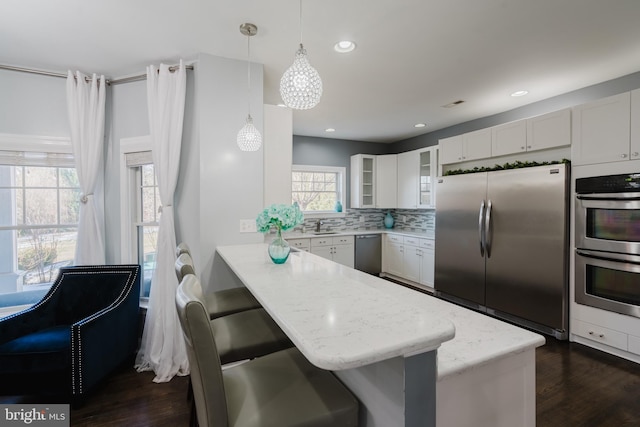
xmin=350 ymin=154 xmax=376 ymax=208
xmin=418 ymin=146 xmax=438 ymax=209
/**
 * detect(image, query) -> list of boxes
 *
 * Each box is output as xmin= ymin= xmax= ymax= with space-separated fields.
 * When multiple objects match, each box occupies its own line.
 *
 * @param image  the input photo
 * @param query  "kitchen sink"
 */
xmin=312 ymin=231 xmax=338 ymax=235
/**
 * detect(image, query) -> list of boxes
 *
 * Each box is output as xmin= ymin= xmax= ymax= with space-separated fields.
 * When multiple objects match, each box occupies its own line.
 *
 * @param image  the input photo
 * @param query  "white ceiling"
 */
xmin=2 ymin=0 xmax=640 ymax=143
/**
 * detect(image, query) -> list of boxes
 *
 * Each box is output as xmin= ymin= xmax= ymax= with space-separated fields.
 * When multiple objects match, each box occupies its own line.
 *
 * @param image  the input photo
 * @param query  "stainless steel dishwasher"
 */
xmin=355 ymin=234 xmax=382 ymax=276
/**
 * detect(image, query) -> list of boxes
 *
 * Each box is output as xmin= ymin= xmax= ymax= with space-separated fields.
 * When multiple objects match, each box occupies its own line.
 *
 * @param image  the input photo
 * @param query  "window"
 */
xmin=136 ymin=163 xmax=159 ymax=299
xmin=0 ymin=162 xmax=79 ymax=297
xmin=292 ymin=165 xmax=345 ymax=214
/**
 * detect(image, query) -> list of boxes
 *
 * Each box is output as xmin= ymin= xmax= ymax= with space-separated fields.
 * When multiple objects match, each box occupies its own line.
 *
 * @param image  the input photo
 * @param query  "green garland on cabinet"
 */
xmin=444 ymin=159 xmax=571 ymax=176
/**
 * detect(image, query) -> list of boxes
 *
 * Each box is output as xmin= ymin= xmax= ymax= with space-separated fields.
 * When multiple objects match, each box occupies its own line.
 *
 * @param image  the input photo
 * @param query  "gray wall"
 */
xmin=392 ymin=70 xmax=640 ymax=153
xmin=0 ymin=69 xmax=69 ymax=137
xmin=293 ymin=135 xmax=390 ymax=208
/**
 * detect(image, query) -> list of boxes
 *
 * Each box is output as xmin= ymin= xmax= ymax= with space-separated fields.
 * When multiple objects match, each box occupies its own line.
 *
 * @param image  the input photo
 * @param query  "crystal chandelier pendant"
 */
xmin=237 ymin=23 xmax=262 ymax=152
xmin=237 ymin=114 xmax=262 ymax=151
xmin=280 ymin=44 xmax=323 ymax=110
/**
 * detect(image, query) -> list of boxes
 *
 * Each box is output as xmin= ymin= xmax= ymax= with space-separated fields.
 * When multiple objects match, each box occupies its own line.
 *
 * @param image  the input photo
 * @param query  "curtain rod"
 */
xmin=0 ymin=63 xmax=194 ymax=86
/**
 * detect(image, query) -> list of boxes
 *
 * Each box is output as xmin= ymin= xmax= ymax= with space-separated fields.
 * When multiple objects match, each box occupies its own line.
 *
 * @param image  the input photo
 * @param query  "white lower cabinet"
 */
xmin=420 ymin=239 xmax=435 ymax=289
xmin=572 ymin=318 xmax=628 ymax=352
xmin=310 ymin=235 xmax=354 ymax=268
xmin=383 ymin=234 xmax=435 ymax=290
xmin=288 ymin=238 xmax=310 ymax=252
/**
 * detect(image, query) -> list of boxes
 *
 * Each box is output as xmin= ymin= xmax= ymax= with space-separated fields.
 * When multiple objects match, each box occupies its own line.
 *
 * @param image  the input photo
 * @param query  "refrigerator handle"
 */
xmin=478 ymin=200 xmax=486 ymax=257
xmin=485 ymin=199 xmax=493 ymax=258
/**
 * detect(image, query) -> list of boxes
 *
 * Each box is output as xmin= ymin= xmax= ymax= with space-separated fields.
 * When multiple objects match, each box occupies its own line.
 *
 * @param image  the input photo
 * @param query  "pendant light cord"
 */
xmin=299 ymin=0 xmax=303 ymax=47
xmin=247 ymin=30 xmax=251 ymax=117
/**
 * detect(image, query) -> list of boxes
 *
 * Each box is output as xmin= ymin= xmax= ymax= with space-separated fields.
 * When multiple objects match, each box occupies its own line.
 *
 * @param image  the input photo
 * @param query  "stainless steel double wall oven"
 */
xmin=575 ymin=173 xmax=640 ymax=318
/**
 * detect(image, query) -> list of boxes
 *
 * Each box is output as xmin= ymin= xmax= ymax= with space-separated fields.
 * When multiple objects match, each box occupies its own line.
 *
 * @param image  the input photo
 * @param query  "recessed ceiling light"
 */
xmin=325 ymin=128 xmax=336 ymax=132
xmin=511 ymin=90 xmax=529 ymax=97
xmin=414 ymin=123 xmax=427 ymax=128
xmin=334 ymin=41 xmax=356 ymax=53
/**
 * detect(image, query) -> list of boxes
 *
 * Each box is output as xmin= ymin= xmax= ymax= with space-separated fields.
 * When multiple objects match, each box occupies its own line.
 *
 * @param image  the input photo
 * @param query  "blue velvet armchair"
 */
xmin=0 ymin=264 xmax=141 ymax=401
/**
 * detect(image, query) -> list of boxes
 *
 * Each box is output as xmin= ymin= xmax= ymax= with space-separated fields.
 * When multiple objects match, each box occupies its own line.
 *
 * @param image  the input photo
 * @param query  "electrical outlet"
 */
xmin=402 ymin=215 xmax=407 ymax=222
xmin=359 ymin=215 xmax=365 ymax=223
xmin=239 ymin=219 xmax=257 ymax=233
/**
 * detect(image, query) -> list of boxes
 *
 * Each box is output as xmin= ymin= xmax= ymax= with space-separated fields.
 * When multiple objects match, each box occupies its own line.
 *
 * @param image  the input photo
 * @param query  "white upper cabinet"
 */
xmin=418 ymin=147 xmax=438 ymax=209
xmin=527 ymin=108 xmax=571 ymax=152
xmin=492 ymin=119 xmax=527 ymax=157
xmin=463 ymin=128 xmax=493 ymax=161
xmin=397 ymin=150 xmax=419 ymax=209
xmin=376 ymin=154 xmax=397 ymax=209
xmin=440 ymin=129 xmax=491 ymax=165
xmin=440 ymin=108 xmax=571 ymax=166
xmin=351 ymin=154 xmax=376 ymax=208
xmin=572 ymin=92 xmax=631 ymax=165
xmin=396 ymin=146 xmax=438 ymax=209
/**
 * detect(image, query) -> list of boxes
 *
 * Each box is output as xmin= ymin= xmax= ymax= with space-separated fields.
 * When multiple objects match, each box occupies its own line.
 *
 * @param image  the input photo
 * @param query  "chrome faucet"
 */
xmin=315 ymin=219 xmax=324 ymax=232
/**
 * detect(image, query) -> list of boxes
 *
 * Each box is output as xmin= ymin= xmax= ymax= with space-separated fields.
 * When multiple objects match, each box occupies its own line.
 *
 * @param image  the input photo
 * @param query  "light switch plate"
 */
xmin=239 ymin=219 xmax=257 ymax=233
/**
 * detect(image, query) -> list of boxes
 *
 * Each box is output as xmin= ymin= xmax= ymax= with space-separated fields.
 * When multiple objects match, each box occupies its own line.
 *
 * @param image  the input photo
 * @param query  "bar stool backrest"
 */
xmin=176 ymin=274 xmax=229 ymax=427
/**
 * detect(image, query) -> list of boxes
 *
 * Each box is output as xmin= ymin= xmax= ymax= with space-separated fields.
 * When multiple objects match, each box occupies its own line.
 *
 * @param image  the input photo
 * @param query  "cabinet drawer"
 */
xmin=289 ymin=238 xmax=310 ymax=250
xmin=334 ymin=235 xmax=354 ymax=245
xmin=404 ymin=236 xmax=420 ymax=246
xmin=420 ymin=239 xmax=435 ymax=250
xmin=386 ymin=234 xmax=403 ymax=243
xmin=311 ymin=237 xmax=333 ymax=247
xmin=573 ymin=319 xmax=628 ymax=351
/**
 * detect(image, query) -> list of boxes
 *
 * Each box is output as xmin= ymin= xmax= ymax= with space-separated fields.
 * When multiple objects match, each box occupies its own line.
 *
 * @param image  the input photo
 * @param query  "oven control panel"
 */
xmin=576 ymin=173 xmax=640 ymax=193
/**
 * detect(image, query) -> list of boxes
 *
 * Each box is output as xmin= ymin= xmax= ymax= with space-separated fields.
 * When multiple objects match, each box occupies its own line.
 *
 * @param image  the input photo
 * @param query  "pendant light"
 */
xmin=237 ymin=23 xmax=262 ymax=152
xmin=279 ymin=0 xmax=322 ymax=110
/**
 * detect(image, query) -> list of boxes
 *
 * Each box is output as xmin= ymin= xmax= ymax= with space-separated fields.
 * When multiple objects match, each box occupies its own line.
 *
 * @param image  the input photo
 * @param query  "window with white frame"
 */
xmin=291 ymin=165 xmax=345 ymax=214
xmin=0 ymin=149 xmax=79 ymax=301
xmin=124 ymin=149 xmax=159 ymax=301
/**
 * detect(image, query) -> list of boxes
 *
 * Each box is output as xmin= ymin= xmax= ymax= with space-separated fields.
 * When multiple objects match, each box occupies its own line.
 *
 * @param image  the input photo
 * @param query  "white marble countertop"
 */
xmin=216 ymin=243 xmax=455 ymax=370
xmin=283 ymin=229 xmax=435 ymax=240
xmin=216 ymin=244 xmax=545 ymax=376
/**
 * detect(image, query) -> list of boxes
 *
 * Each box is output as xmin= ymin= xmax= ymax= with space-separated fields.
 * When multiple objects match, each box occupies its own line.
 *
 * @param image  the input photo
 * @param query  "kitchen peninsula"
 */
xmin=216 ymin=244 xmax=544 ymax=427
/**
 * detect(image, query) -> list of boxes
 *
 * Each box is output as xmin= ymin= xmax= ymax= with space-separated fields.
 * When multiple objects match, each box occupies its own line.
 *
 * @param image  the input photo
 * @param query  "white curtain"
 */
xmin=66 ymin=71 xmax=106 ymax=265
xmin=135 ymin=60 xmax=189 ymax=382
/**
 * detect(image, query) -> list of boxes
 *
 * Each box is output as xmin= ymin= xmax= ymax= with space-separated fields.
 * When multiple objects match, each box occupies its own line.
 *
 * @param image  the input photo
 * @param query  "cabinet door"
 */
xmin=439 ymin=135 xmax=463 ymax=165
xmin=572 ymin=92 xmax=631 ymax=165
xmin=289 ymin=238 xmax=310 ymax=252
xmin=491 ymin=120 xmax=527 ymax=157
xmin=631 ymin=89 xmax=640 ymax=160
xmin=418 ymin=147 xmax=437 ymax=208
xmin=526 ymin=108 xmax=571 ymax=152
xmin=333 ymin=243 xmax=355 ymax=268
xmin=397 ymin=151 xmax=419 ymax=209
xmin=463 ymin=128 xmax=492 ymax=161
xmin=350 ymin=154 xmax=376 ymax=208
xmin=376 ymin=154 xmax=397 ymax=209
xmin=420 ymin=244 xmax=435 ymax=289
xmin=311 ymin=246 xmax=333 ymax=261
xmin=386 ymin=241 xmax=404 ymax=277
xmin=403 ymin=245 xmax=421 ymax=282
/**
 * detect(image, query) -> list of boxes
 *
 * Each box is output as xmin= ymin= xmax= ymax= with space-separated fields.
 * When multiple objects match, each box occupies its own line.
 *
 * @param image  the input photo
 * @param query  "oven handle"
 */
xmin=576 ymin=249 xmax=640 ymax=265
xmin=577 ymin=192 xmax=640 ymax=201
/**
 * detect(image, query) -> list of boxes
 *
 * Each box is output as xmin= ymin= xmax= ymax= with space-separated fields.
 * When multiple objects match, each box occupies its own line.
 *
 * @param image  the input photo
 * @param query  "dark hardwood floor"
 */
xmin=3 ymin=339 xmax=640 ymax=426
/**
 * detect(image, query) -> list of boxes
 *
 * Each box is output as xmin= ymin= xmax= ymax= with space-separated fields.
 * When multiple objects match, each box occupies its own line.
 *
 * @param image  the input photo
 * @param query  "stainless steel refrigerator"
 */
xmin=434 ymin=163 xmax=569 ymax=339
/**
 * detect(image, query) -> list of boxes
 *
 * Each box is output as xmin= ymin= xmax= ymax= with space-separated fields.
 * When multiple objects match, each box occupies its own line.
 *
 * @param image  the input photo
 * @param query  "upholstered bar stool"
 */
xmin=176 ymin=274 xmax=359 ymax=427
xmin=174 ymin=255 xmax=291 ymax=365
xmin=175 ymin=245 xmax=261 ymax=319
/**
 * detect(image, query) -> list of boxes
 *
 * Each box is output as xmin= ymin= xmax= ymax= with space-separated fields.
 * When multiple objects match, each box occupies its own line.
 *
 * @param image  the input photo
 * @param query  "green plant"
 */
xmin=444 ymin=159 xmax=570 ymax=176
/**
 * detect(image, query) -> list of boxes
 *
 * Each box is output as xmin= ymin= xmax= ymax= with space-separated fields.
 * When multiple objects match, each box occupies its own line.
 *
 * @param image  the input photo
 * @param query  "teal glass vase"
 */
xmin=268 ymin=228 xmax=291 ymax=264
xmin=384 ymin=211 xmax=394 ymax=229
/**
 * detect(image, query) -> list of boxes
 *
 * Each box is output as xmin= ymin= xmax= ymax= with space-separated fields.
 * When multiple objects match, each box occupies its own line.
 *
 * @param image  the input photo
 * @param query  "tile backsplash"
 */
xmin=293 ymin=209 xmax=435 ymax=233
